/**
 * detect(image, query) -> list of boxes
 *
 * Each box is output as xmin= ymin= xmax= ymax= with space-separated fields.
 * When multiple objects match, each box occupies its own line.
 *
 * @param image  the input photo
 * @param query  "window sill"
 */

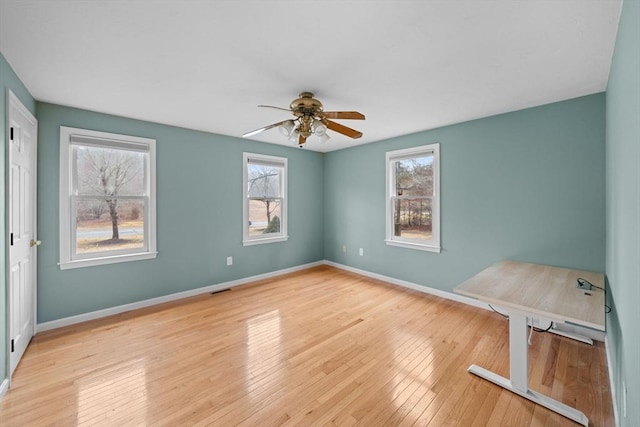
xmin=59 ymin=251 xmax=158 ymax=270
xmin=243 ymin=235 xmax=289 ymax=246
xmin=385 ymin=239 xmax=441 ymax=253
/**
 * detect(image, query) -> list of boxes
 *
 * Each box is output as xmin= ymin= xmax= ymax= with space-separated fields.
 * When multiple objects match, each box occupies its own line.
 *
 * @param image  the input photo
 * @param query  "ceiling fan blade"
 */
xmin=258 ymin=105 xmax=292 ymax=112
xmin=323 ymin=119 xmax=363 ymax=139
xmin=322 ymin=111 xmax=365 ymax=120
xmin=298 ymin=134 xmax=307 ymax=145
xmin=242 ymin=120 xmax=290 ymax=138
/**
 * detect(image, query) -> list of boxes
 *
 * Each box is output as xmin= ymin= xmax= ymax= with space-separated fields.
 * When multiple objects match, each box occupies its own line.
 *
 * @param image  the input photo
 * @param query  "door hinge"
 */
xmin=10 ymin=232 xmax=14 ymax=246
xmin=11 ymin=339 xmax=14 ymax=353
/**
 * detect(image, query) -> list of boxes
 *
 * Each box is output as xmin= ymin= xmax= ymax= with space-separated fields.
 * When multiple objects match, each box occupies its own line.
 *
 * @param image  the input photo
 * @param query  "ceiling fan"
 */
xmin=242 ymin=92 xmax=365 ymax=147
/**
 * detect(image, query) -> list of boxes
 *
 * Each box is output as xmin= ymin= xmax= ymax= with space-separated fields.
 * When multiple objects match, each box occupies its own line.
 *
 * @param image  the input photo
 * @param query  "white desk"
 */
xmin=455 ymin=260 xmax=605 ymax=426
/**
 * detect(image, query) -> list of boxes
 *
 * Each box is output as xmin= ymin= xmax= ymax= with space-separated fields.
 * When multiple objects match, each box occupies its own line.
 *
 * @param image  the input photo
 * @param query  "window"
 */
xmin=385 ymin=143 xmax=440 ymax=252
xmin=243 ymin=153 xmax=288 ymax=245
xmin=59 ymin=127 xmax=157 ymax=269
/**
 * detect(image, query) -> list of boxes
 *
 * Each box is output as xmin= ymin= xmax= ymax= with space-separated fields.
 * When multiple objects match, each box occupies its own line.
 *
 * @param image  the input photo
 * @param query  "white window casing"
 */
xmin=385 ymin=143 xmax=441 ymax=253
xmin=243 ymin=152 xmax=288 ymax=246
xmin=59 ymin=126 xmax=157 ymax=269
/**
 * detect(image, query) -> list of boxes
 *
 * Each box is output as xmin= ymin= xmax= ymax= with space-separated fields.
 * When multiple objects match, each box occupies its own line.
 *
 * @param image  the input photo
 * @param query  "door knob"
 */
xmin=30 ymin=240 xmax=41 ymax=247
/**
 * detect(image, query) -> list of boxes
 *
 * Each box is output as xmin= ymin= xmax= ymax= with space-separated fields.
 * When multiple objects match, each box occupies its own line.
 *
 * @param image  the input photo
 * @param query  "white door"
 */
xmin=8 ymin=90 xmax=38 ymax=377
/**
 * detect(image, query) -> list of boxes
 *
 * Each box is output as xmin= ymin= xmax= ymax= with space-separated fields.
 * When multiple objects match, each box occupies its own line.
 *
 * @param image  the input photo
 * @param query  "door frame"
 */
xmin=5 ymin=89 xmax=38 ymax=385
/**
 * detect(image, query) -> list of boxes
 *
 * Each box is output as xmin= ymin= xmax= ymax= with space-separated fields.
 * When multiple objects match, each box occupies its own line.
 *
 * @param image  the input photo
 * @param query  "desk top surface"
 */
xmin=455 ymin=260 xmax=605 ymax=331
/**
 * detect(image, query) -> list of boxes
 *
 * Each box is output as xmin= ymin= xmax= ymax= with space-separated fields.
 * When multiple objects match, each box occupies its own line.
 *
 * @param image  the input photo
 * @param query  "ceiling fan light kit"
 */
xmin=243 ymin=92 xmax=365 ymax=147
xmin=312 ymin=119 xmax=327 ymax=136
xmin=278 ymin=120 xmax=295 ymax=137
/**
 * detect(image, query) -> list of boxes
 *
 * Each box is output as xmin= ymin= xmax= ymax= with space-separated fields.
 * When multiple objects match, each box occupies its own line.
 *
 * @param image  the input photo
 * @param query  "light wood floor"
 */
xmin=0 ymin=266 xmax=614 ymax=426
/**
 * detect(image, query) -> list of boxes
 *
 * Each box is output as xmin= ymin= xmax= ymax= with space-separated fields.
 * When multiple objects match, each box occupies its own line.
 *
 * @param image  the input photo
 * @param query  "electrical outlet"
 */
xmin=576 ymin=278 xmax=592 ymax=290
xmin=226 ymin=256 xmax=233 ymax=266
xmin=342 ymin=245 xmax=347 ymax=253
xmin=359 ymin=248 xmax=364 ymax=256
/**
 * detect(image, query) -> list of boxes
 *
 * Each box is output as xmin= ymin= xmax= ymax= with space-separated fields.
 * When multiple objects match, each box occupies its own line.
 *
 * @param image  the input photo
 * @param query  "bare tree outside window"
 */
xmin=247 ymin=164 xmax=283 ymax=235
xmin=74 ymin=145 xmax=146 ymax=252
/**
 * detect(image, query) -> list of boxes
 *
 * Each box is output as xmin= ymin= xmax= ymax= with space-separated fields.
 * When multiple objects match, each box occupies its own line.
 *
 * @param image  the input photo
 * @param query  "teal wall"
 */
xmin=1 ymin=53 xmax=36 ymax=385
xmin=324 ymin=94 xmax=606 ymax=291
xmin=605 ymin=0 xmax=640 ymax=425
xmin=36 ymin=103 xmax=324 ymax=322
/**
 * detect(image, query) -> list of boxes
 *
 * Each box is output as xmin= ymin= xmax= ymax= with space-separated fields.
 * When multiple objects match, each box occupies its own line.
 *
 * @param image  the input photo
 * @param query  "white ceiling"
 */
xmin=0 ymin=0 xmax=622 ymax=152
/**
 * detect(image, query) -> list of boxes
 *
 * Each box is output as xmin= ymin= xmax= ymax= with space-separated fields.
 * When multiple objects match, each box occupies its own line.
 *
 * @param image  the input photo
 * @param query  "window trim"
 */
xmin=59 ymin=126 xmax=157 ymax=269
xmin=242 ymin=152 xmax=288 ymax=246
xmin=385 ymin=143 xmax=441 ymax=253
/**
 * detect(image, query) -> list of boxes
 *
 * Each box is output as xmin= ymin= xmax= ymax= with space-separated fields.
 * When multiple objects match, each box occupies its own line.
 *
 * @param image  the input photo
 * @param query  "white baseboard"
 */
xmin=37 ymin=261 xmax=324 ymax=332
xmin=0 ymin=378 xmax=8 ymax=401
xmin=323 ymin=260 xmax=488 ymax=310
xmin=605 ymin=336 xmax=620 ymax=427
xmin=323 ymin=260 xmax=606 ymax=342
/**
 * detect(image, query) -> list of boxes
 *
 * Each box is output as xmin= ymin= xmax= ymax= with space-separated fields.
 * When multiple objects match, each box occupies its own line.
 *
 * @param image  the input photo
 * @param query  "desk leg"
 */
xmin=467 ymin=312 xmax=589 ymax=426
xmin=510 ymin=313 xmax=529 ymax=391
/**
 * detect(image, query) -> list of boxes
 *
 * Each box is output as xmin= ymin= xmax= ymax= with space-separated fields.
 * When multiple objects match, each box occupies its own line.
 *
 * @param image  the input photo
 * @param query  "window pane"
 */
xmin=247 ymin=164 xmax=281 ymax=198
xmin=248 ymin=198 xmax=281 ymax=236
xmin=75 ymin=198 xmax=145 ymax=254
xmin=74 ymin=146 xmax=146 ymax=196
xmin=394 ymin=156 xmax=433 ymax=197
xmin=392 ymin=198 xmax=433 ymax=240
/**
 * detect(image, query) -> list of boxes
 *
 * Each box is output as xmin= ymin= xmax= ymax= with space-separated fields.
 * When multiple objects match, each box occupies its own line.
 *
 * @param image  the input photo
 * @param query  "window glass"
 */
xmin=394 ymin=156 xmax=434 ymax=197
xmin=74 ymin=198 xmax=146 ymax=254
xmin=392 ymin=155 xmax=434 ymax=241
xmin=393 ymin=198 xmax=433 ymax=241
xmin=74 ymin=145 xmax=146 ymax=196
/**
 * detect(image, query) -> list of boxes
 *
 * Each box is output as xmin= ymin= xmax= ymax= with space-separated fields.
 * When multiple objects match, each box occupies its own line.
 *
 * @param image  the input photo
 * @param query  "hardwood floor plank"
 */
xmin=219 ymin=293 xmax=430 ymax=425
xmin=0 ymin=266 xmax=614 ymax=426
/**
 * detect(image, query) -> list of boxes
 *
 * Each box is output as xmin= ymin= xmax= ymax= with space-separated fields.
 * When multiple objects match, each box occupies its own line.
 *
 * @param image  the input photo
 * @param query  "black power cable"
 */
xmin=487 ymin=304 xmax=554 ymax=333
xmin=577 ymin=278 xmax=611 ymax=313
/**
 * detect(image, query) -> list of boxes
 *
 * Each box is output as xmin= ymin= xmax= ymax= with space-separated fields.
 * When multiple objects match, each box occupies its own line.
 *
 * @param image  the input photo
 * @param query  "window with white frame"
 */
xmin=243 ymin=153 xmax=288 ymax=245
xmin=59 ymin=127 xmax=157 ymax=269
xmin=385 ymin=143 xmax=440 ymax=252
